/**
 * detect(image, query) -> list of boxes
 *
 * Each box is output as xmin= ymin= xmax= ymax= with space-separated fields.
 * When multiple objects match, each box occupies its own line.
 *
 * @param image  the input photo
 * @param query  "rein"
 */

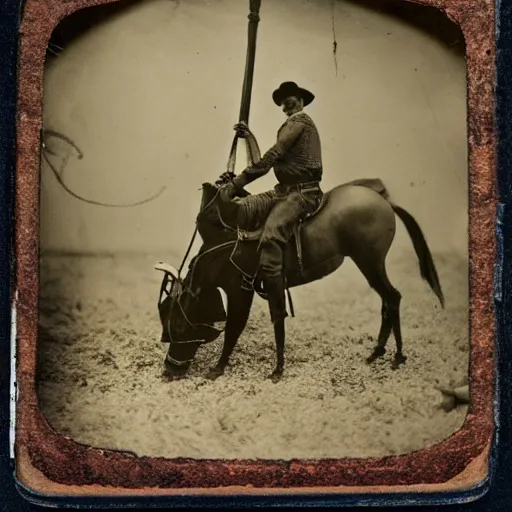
xmin=164 ymin=0 xmax=264 ymax=345
xmin=216 ymin=202 xmax=238 ymax=234
xmin=164 ymin=240 xmax=237 ymax=344
xmin=177 ymin=184 xmax=236 ymax=278
xmin=178 ymin=225 xmax=198 ymax=277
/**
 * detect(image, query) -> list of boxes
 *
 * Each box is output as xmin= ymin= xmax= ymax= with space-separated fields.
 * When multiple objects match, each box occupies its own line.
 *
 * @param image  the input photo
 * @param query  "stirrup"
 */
xmin=286 ymin=287 xmax=295 ymax=318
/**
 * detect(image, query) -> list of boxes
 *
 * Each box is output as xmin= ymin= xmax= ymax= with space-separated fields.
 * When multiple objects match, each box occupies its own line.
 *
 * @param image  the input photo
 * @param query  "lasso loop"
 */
xmin=41 ymin=129 xmax=166 ymax=208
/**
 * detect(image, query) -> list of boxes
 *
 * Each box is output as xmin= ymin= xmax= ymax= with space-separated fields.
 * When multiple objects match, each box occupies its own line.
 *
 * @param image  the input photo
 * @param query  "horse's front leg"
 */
xmin=270 ymin=319 xmax=285 ymax=383
xmin=206 ymin=289 xmax=254 ymax=380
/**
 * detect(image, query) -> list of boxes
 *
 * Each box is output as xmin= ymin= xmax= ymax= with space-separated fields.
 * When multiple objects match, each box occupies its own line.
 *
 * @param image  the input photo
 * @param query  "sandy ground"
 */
xmin=36 ymin=248 xmax=469 ymax=460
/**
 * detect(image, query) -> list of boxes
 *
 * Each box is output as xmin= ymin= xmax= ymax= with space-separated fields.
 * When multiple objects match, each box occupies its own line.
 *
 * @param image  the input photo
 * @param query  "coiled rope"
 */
xmin=41 ymin=129 xmax=166 ymax=208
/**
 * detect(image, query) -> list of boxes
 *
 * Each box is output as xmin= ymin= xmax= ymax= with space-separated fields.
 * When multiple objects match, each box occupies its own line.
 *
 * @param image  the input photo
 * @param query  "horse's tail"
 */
xmin=390 ymin=203 xmax=445 ymax=308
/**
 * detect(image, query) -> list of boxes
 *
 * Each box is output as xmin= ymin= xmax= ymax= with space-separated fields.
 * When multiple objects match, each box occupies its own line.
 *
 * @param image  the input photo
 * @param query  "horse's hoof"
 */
xmin=269 ymin=370 xmax=283 ymax=383
xmin=366 ymin=347 xmax=386 ymax=364
xmin=206 ymin=368 xmax=224 ymax=381
xmin=162 ymin=370 xmax=187 ymax=381
xmin=391 ymin=354 xmax=407 ymax=370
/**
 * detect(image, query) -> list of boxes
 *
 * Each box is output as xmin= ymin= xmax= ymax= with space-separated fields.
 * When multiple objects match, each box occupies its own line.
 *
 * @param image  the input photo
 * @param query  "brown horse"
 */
xmin=154 ymin=177 xmax=445 ymax=382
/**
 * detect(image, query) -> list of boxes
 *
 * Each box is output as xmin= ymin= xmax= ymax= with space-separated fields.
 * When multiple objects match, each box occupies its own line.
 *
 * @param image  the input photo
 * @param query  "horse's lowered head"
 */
xmin=154 ymin=261 xmax=227 ymax=378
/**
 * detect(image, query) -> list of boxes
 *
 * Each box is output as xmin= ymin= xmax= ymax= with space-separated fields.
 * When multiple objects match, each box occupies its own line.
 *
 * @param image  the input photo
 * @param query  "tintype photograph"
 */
xmin=12 ymin=0 xmax=496 ymax=504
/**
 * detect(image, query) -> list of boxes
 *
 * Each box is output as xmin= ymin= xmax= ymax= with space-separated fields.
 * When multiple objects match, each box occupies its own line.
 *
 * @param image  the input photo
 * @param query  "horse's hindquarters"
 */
xmin=298 ymin=185 xmax=396 ymax=273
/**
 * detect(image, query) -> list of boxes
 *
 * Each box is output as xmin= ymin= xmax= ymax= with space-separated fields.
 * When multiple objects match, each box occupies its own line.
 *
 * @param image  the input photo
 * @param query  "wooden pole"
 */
xmin=239 ymin=0 xmax=262 ymax=124
xmin=226 ymin=0 xmax=262 ymax=174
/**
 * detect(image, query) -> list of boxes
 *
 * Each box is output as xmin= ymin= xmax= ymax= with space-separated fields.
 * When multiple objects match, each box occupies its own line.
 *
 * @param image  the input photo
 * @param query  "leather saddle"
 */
xmin=214 ymin=177 xmax=388 ymax=301
xmin=225 ymin=190 xmax=328 ymax=300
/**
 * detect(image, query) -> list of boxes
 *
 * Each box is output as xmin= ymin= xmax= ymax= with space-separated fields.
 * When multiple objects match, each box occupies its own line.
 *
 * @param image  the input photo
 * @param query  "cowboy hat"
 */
xmin=272 ymin=81 xmax=315 ymax=107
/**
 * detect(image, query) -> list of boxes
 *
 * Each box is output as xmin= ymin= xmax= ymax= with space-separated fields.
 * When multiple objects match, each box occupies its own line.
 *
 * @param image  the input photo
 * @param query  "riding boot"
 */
xmin=262 ymin=273 xmax=288 ymax=325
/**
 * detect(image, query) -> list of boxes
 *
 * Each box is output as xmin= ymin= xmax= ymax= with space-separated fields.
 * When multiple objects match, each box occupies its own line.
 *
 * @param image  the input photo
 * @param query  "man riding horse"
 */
xmin=220 ymin=81 xmax=323 ymax=370
xmin=157 ymin=79 xmax=445 ymax=381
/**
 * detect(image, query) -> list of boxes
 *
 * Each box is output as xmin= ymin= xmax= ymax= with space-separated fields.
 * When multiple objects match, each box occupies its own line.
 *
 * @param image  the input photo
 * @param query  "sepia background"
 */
xmin=37 ymin=0 xmax=469 ymax=459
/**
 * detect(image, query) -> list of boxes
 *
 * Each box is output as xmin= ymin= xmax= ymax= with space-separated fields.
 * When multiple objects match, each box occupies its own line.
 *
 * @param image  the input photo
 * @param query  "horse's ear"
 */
xmin=154 ymin=262 xmax=180 ymax=281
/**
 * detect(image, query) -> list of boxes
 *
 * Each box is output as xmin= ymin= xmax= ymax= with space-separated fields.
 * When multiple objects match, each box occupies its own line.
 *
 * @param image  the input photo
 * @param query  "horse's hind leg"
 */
xmin=366 ymin=299 xmax=394 ymax=364
xmin=355 ymin=260 xmax=406 ymax=369
xmin=390 ymin=301 xmax=406 ymax=369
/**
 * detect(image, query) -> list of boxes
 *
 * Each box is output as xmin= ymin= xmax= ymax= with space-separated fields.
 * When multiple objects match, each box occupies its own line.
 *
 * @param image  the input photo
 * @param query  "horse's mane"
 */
xmin=196 ymin=183 xmax=235 ymax=245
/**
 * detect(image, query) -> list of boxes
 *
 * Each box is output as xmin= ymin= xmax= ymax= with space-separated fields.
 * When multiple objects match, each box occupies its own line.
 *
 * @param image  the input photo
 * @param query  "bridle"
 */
xmin=159 ymin=183 xmax=238 ymax=345
xmin=161 ymin=240 xmax=237 ymax=344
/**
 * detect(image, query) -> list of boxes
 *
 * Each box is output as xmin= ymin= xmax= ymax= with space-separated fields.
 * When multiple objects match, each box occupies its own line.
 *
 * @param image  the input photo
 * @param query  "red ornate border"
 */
xmin=14 ymin=0 xmax=496 ymax=495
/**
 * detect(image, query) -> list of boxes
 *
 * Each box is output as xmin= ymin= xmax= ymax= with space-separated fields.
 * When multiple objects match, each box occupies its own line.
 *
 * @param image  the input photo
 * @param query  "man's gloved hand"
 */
xmin=215 ymin=171 xmax=235 ymax=186
xmin=233 ymin=121 xmax=252 ymax=139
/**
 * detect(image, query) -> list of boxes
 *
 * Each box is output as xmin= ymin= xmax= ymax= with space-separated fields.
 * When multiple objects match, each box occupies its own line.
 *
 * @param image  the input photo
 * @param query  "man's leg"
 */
xmin=236 ymin=189 xmax=276 ymax=231
xmin=259 ymin=192 xmax=305 ymax=321
xmin=258 ymin=192 xmax=306 ymax=380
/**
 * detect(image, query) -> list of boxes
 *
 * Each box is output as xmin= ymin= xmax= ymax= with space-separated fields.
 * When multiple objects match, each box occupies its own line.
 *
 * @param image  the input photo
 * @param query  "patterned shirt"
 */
xmin=233 ymin=111 xmax=323 ymax=189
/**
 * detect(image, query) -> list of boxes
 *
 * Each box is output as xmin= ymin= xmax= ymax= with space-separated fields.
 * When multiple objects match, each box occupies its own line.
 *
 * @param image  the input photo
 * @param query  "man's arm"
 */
xmin=232 ymin=120 xmax=304 ymax=189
